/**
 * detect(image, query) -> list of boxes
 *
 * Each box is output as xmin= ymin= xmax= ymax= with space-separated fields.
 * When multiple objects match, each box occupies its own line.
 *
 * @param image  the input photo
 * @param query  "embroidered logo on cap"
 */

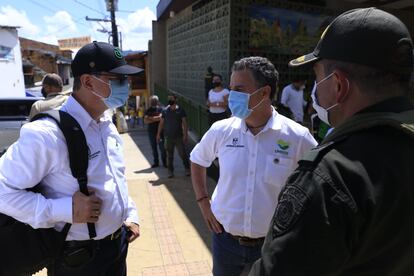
xmin=114 ymin=48 xmax=123 ymax=59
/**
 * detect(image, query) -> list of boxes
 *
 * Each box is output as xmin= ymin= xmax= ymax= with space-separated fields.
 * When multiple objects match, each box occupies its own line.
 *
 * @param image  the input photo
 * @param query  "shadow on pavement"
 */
xmin=127 ymin=128 xmax=217 ymax=252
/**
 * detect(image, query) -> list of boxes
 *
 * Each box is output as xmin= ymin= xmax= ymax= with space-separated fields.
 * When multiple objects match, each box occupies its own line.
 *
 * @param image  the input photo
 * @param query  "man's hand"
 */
xmin=72 ymin=191 xmax=102 ymax=223
xmin=198 ymin=199 xmax=223 ymax=234
xmin=124 ymin=221 xmax=140 ymax=243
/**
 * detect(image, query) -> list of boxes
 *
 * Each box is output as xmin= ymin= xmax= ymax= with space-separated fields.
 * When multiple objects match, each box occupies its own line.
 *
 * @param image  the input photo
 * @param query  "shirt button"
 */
xmin=250 ymin=171 xmax=254 ymax=175
xmin=251 ymin=153 xmax=255 ymax=158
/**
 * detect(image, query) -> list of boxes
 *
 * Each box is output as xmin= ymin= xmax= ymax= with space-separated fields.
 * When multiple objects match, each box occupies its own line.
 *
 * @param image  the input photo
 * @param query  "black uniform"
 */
xmin=250 ymin=97 xmax=414 ymax=276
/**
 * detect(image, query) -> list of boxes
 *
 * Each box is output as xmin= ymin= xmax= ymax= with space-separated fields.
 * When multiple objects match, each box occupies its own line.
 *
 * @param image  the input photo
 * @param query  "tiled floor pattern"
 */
xmin=141 ymin=182 xmax=212 ymax=276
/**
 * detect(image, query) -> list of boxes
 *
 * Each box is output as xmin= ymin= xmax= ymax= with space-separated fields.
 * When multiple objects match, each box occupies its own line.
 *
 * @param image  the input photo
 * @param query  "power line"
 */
xmin=28 ymin=0 xmax=91 ymax=31
xmin=117 ymin=10 xmax=136 ymax=13
xmin=72 ymin=0 xmax=107 ymax=17
xmin=43 ymin=17 xmax=88 ymax=36
xmin=28 ymin=0 xmax=57 ymax=14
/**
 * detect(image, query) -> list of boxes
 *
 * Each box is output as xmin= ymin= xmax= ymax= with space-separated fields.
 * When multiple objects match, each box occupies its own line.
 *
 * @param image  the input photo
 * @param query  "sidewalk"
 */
xmin=35 ymin=127 xmax=216 ymax=276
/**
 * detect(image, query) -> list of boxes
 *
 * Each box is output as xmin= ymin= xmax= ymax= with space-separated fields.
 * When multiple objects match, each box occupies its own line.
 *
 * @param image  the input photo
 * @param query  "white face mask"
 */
xmin=311 ymin=72 xmax=338 ymax=125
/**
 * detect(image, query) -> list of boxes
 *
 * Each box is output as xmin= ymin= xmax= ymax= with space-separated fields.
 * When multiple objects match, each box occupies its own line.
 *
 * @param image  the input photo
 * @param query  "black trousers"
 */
xmin=47 ymin=227 xmax=129 ymax=276
xmin=148 ymin=131 xmax=166 ymax=166
xmin=209 ymin=111 xmax=229 ymax=126
xmin=165 ymin=136 xmax=190 ymax=173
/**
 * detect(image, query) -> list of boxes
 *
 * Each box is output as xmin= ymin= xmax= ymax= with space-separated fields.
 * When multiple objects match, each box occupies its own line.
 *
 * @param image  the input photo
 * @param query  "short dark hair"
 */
xmin=168 ymin=92 xmax=177 ymax=99
xmin=73 ymin=77 xmax=81 ymax=92
xmin=232 ymin=56 xmax=279 ymax=99
xmin=213 ymin=74 xmax=223 ymax=81
xmin=42 ymin=73 xmax=63 ymax=89
xmin=322 ymin=60 xmax=411 ymax=99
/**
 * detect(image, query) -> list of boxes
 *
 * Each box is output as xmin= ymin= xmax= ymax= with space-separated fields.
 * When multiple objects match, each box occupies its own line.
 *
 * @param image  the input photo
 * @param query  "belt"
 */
xmin=65 ymin=227 xmax=122 ymax=246
xmin=102 ymin=227 xmax=122 ymax=241
xmin=229 ymin=234 xmax=265 ymax=247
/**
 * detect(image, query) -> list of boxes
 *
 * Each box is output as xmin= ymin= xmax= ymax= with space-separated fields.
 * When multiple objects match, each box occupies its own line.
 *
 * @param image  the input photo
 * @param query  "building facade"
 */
xmin=151 ymin=0 xmax=414 ymax=105
xmin=19 ymin=37 xmax=72 ymax=86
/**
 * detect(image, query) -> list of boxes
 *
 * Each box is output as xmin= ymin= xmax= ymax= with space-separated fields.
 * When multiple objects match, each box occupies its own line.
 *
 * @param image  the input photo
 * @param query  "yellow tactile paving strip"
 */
xmin=142 ymin=182 xmax=211 ymax=276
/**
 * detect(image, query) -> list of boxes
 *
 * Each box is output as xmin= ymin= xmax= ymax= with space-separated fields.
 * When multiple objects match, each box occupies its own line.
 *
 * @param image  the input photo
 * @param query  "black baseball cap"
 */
xmin=289 ymin=8 xmax=413 ymax=76
xmin=71 ymin=41 xmax=143 ymax=77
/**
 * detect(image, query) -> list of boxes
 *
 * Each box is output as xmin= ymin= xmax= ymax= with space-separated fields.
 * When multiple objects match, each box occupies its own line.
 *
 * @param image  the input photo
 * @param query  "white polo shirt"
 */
xmin=281 ymin=84 xmax=307 ymax=123
xmin=0 ymin=96 xmax=138 ymax=240
xmin=190 ymin=108 xmax=317 ymax=238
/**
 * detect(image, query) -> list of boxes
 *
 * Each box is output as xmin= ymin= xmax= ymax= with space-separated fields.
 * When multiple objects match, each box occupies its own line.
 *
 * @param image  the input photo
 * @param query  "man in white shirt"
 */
xmin=190 ymin=56 xmax=317 ymax=276
xmin=0 ymin=41 xmax=142 ymax=275
xmin=280 ymin=78 xmax=307 ymax=123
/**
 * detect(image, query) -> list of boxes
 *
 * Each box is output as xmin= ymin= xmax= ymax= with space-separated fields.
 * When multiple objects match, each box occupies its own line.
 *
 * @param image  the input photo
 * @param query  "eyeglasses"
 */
xmin=92 ymin=73 xmax=127 ymax=84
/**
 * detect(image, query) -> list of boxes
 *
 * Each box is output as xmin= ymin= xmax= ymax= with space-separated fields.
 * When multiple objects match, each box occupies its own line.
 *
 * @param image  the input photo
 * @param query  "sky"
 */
xmin=0 ymin=0 xmax=158 ymax=51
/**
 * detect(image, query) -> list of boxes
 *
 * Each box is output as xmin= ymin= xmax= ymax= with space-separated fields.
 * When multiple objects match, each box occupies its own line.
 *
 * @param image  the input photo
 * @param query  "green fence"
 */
xmin=154 ymin=83 xmax=210 ymax=140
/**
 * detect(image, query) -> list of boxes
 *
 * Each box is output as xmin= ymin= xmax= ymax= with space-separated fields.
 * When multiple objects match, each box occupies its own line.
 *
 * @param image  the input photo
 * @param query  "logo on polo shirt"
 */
xmin=226 ymin=137 xmax=245 ymax=148
xmin=275 ymin=139 xmax=290 ymax=155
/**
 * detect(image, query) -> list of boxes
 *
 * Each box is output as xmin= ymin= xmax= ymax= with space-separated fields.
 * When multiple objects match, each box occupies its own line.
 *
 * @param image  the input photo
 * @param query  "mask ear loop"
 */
xmin=248 ymin=87 xmax=266 ymax=111
xmin=345 ymin=78 xmax=350 ymax=93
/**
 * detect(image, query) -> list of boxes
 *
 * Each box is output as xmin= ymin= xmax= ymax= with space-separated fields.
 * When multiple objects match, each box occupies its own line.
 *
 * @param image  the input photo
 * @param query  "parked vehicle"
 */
xmin=0 ymin=97 xmax=42 ymax=156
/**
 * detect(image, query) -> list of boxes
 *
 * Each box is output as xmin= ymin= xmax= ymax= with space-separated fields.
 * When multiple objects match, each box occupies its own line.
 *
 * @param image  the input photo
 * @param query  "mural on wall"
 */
xmin=249 ymin=6 xmax=331 ymax=55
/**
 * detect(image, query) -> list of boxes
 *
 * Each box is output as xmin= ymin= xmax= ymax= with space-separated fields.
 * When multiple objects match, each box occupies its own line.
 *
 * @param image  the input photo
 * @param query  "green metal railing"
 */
xmin=154 ymin=83 xmax=209 ymax=140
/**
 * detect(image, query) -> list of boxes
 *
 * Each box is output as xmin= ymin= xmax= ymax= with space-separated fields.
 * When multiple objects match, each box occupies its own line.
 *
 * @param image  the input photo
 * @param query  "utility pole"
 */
xmin=85 ymin=0 xmax=119 ymax=47
xmin=109 ymin=0 xmax=119 ymax=47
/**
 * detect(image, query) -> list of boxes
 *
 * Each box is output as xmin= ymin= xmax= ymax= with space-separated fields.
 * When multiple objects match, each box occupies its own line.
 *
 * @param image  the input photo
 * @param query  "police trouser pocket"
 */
xmin=62 ymin=240 xmax=95 ymax=268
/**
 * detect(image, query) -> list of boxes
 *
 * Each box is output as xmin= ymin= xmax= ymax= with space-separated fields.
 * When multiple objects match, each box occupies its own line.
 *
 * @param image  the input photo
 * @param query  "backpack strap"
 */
xmin=31 ymin=110 xmax=96 ymax=239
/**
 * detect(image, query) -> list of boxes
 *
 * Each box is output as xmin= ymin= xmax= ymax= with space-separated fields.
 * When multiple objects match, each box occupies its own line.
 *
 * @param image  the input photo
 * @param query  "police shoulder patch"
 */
xmin=272 ymin=183 xmax=309 ymax=238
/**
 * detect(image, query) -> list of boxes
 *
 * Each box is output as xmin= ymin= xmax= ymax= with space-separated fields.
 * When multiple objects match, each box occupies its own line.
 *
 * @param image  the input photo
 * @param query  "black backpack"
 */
xmin=0 ymin=110 xmax=96 ymax=275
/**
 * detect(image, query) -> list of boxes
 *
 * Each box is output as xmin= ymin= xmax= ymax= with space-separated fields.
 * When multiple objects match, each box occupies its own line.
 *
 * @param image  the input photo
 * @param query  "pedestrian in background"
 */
xmin=128 ymin=107 xmax=136 ymax=128
xmin=191 ymin=56 xmax=317 ymax=276
xmin=0 ymin=41 xmax=142 ymax=275
xmin=250 ymin=8 xmax=414 ymax=275
xmin=137 ymin=103 xmax=145 ymax=128
xmin=144 ymin=95 xmax=167 ymax=168
xmin=204 ymin=66 xmax=215 ymax=100
xmin=157 ymin=93 xmax=191 ymax=178
xmin=207 ymin=74 xmax=230 ymax=125
xmin=29 ymin=73 xmax=69 ymax=119
xmin=280 ymin=77 xmax=307 ymax=124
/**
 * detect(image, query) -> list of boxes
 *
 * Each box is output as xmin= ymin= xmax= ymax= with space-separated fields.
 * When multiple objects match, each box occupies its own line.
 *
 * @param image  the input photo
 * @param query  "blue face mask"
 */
xmin=92 ymin=76 xmax=129 ymax=109
xmin=228 ymin=88 xmax=264 ymax=119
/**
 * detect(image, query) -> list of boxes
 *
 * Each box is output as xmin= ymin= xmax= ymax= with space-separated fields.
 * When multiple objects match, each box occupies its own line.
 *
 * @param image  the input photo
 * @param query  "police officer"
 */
xmin=0 ymin=41 xmax=143 ymax=275
xmin=250 ymin=8 xmax=414 ymax=275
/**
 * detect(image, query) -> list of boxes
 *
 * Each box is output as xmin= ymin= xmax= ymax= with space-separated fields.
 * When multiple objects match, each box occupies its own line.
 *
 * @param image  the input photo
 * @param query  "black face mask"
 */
xmin=212 ymin=82 xmax=221 ymax=88
xmin=168 ymin=100 xmax=176 ymax=105
xmin=41 ymin=88 xmax=47 ymax=97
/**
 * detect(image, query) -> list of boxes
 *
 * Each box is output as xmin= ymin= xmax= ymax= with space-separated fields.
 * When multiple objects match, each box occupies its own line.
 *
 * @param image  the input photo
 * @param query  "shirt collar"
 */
xmin=241 ymin=106 xmax=282 ymax=134
xmin=61 ymin=96 xmax=96 ymax=132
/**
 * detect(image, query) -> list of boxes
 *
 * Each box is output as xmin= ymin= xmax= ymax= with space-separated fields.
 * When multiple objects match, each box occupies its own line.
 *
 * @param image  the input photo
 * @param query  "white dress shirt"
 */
xmin=0 ymin=96 xmax=138 ymax=240
xmin=190 ymin=108 xmax=317 ymax=238
xmin=281 ymin=84 xmax=307 ymax=123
